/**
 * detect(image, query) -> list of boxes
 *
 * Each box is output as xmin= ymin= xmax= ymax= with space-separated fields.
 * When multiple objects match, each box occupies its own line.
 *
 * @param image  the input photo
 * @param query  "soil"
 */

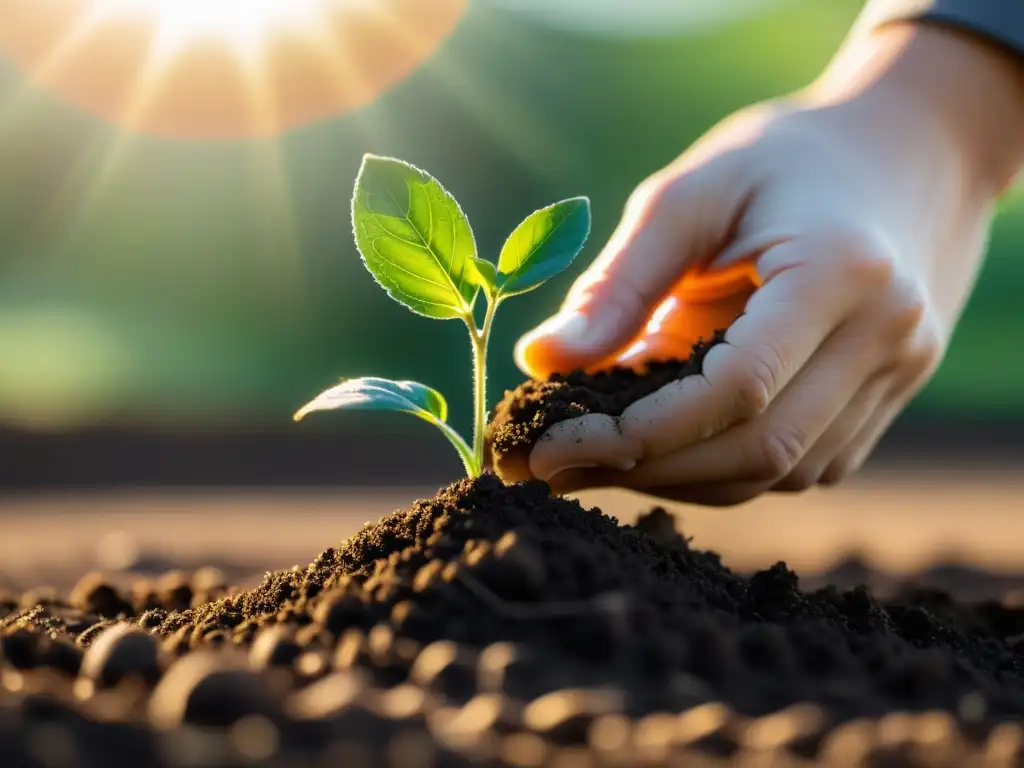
xmin=487 ymin=331 xmax=726 ymax=460
xmin=3 ymin=474 xmax=1024 ymax=767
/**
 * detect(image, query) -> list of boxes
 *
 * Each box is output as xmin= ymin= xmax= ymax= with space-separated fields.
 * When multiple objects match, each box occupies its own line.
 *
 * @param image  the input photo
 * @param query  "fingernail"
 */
xmin=514 ymin=335 xmax=541 ymax=378
xmin=609 ymin=457 xmax=637 ymax=472
xmin=532 ymin=310 xmax=592 ymax=344
xmin=531 ymin=307 xmax=625 ymax=349
xmin=515 ymin=311 xmax=592 ymax=376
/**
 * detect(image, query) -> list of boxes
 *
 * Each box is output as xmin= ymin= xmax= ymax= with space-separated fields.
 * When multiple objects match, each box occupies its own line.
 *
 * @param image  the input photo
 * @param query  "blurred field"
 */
xmin=2 ymin=470 xmax=1021 ymax=593
xmin=2 ymin=0 xmax=1024 ymax=438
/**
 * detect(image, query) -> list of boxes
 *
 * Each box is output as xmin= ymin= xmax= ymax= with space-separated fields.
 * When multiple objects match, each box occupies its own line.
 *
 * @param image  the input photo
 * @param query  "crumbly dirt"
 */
xmin=3 ymin=474 xmax=1024 ymax=766
xmin=487 ymin=331 xmax=726 ymax=458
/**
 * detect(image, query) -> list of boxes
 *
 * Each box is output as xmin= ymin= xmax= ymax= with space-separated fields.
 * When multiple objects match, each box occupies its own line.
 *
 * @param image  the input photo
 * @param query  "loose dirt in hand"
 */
xmin=487 ymin=332 xmax=726 ymax=458
xmin=3 ymin=476 xmax=1024 ymax=766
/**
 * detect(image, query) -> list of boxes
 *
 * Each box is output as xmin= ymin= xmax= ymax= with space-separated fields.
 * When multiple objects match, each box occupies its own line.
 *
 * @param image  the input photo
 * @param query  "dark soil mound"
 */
xmin=3 ymin=475 xmax=1024 ymax=766
xmin=488 ymin=331 xmax=725 ymax=458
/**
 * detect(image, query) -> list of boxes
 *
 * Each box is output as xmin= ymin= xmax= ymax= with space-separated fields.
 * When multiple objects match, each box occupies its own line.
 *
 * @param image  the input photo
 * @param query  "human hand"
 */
xmin=501 ymin=22 xmax=1024 ymax=504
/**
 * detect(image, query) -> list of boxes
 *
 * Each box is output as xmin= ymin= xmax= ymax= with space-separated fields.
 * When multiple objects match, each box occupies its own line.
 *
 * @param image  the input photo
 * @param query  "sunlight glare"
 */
xmin=92 ymin=0 xmax=327 ymax=55
xmin=0 ymin=0 xmax=466 ymax=137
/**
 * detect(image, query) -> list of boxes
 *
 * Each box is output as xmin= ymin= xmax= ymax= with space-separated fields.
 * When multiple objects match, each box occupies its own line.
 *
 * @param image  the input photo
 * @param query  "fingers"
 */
xmin=771 ymin=372 xmax=894 ymax=492
xmin=541 ymin=307 xmax=934 ymax=501
xmin=613 ymin=264 xmax=757 ymax=368
xmin=818 ymin=398 xmax=901 ymax=487
xmin=544 ymin=466 xmax=616 ymax=496
xmin=548 ymin=466 xmax=768 ymax=506
xmin=820 ymin=319 xmax=943 ymax=484
xmin=819 ymin=397 xmax=905 ymax=486
xmin=550 ymin=374 xmax=897 ymax=501
xmin=522 ymin=230 xmax=900 ymax=487
xmin=527 ymin=414 xmax=643 ymax=483
xmin=641 ymin=481 xmax=771 ymax=508
xmin=618 ymin=314 xmax=894 ymax=489
xmin=515 ymin=162 xmax=744 ymax=379
xmin=618 ymin=231 xmax=896 ymax=459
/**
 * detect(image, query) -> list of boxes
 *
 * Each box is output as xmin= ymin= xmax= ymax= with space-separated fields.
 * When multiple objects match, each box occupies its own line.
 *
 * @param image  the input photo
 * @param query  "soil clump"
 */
xmin=3 ymin=475 xmax=1024 ymax=766
xmin=487 ymin=332 xmax=725 ymax=459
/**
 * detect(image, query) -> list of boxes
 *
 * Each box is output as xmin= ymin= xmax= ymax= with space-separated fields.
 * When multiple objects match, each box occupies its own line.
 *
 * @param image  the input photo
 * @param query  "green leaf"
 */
xmin=352 ymin=155 xmax=478 ymax=319
xmin=469 ymin=258 xmax=498 ymax=295
xmin=496 ymin=197 xmax=592 ymax=299
xmin=293 ymin=376 xmax=447 ymax=421
xmin=293 ymin=377 xmax=478 ymax=475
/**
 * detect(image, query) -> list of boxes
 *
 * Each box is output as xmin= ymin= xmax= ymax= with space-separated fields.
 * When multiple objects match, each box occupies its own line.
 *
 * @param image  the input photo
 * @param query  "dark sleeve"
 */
xmin=861 ymin=0 xmax=1024 ymax=58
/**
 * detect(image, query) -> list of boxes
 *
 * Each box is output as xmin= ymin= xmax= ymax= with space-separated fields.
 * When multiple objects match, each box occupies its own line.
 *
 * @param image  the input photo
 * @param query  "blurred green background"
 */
xmin=1 ymin=0 xmax=1021 ymax=442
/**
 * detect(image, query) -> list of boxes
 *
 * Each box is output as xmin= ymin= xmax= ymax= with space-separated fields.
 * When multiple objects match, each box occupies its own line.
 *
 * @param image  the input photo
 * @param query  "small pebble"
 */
xmin=411 ymin=641 xmax=478 ymax=702
xmin=249 ymin=626 xmax=301 ymax=670
xmin=523 ymin=688 xmax=625 ymax=745
xmin=149 ymin=653 xmax=276 ymax=729
xmin=80 ymin=624 xmax=160 ymax=688
xmin=69 ymin=573 xmax=134 ymax=619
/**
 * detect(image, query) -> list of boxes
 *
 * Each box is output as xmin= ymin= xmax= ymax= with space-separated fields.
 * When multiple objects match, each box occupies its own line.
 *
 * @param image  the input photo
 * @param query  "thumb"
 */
xmin=515 ymin=163 xmax=740 ymax=379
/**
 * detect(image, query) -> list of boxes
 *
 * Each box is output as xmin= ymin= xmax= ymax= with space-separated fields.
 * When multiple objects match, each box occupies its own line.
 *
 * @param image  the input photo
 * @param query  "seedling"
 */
xmin=294 ymin=154 xmax=591 ymax=477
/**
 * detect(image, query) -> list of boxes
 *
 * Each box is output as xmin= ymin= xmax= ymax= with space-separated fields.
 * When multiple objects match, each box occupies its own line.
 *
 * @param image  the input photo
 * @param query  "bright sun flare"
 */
xmin=92 ymin=0 xmax=326 ymax=53
xmin=0 ymin=0 xmax=466 ymax=137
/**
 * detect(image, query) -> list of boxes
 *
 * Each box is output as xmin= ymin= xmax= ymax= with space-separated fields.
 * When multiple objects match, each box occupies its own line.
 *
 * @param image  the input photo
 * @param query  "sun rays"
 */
xmin=93 ymin=0 xmax=326 ymax=57
xmin=0 ymin=0 xmax=467 ymax=138
xmin=0 ymin=0 xmax=467 ymax=319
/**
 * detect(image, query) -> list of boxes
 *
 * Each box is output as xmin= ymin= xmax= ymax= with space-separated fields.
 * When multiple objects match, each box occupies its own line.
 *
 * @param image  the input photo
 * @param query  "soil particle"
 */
xmin=4 ymin=474 xmax=1024 ymax=766
xmin=148 ymin=653 xmax=277 ymax=729
xmin=79 ymin=625 xmax=161 ymax=688
xmin=409 ymin=640 xmax=478 ymax=701
xmin=248 ymin=625 xmax=302 ymax=670
xmin=487 ymin=331 xmax=725 ymax=457
xmin=69 ymin=573 xmax=135 ymax=620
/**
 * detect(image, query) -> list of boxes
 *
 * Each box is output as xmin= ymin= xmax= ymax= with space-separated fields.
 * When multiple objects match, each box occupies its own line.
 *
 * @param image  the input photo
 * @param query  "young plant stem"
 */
xmin=467 ymin=295 xmax=499 ymax=477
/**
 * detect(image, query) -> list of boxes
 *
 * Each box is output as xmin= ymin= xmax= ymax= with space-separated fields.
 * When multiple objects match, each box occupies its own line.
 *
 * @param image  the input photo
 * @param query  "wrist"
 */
xmin=807 ymin=22 xmax=1024 ymax=197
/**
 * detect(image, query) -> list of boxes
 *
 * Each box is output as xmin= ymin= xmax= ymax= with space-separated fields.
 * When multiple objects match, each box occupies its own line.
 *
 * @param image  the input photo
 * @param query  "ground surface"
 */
xmin=2 ymin=471 xmax=1020 ymax=590
xmin=2 ymin=471 xmax=1023 ymax=767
